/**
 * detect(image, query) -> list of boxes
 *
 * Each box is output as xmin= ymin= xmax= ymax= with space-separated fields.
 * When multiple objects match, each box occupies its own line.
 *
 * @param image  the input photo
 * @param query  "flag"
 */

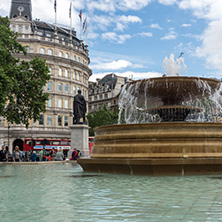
xmin=69 ymin=2 xmax=72 ymax=18
xmin=83 ymin=21 xmax=87 ymax=33
xmin=79 ymin=10 xmax=82 ymax=21
xmin=54 ymin=0 xmax=57 ymax=12
xmin=83 ymin=17 xmax=87 ymax=30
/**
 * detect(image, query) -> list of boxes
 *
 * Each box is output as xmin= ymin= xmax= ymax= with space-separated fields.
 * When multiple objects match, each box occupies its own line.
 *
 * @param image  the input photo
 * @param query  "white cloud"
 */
xmin=196 ymin=19 xmax=222 ymax=69
xmin=181 ymin=23 xmax=192 ymax=27
xmin=101 ymin=32 xmax=131 ymax=44
xmin=138 ymin=32 xmax=153 ymax=37
xmin=150 ymin=23 xmax=163 ymax=30
xmin=158 ymin=0 xmax=177 ymax=5
xmin=177 ymin=0 xmax=222 ymax=70
xmin=90 ymin=60 xmax=133 ymax=70
xmin=161 ymin=30 xmax=177 ymax=40
xmin=90 ymin=59 xmax=144 ymax=71
xmin=89 ymin=71 xmax=162 ymax=82
xmin=119 ymin=15 xmax=142 ymax=23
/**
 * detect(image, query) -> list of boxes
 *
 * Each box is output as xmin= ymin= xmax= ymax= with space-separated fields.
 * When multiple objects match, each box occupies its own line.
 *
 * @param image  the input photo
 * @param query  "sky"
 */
xmin=1 ymin=0 xmax=222 ymax=82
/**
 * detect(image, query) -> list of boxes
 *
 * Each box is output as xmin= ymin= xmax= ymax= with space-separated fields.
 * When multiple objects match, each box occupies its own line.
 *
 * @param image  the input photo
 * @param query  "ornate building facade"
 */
xmin=0 ymin=0 xmax=92 ymax=152
xmin=88 ymin=74 xmax=130 ymax=113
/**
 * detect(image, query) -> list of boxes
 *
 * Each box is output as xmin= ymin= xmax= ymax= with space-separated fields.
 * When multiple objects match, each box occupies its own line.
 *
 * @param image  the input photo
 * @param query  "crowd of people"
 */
xmin=0 ymin=145 xmax=81 ymax=162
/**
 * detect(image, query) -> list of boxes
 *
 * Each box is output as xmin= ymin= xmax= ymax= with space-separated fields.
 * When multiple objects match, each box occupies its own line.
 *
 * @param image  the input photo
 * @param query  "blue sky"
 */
xmin=1 ymin=0 xmax=222 ymax=81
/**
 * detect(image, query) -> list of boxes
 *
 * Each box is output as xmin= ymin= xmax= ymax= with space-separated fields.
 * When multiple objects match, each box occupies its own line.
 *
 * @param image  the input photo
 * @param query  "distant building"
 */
xmin=0 ymin=0 xmax=92 ymax=152
xmin=88 ymin=74 xmax=130 ymax=113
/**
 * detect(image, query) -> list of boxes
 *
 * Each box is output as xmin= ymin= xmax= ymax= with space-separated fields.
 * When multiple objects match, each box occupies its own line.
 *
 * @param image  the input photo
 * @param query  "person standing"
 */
xmin=55 ymin=148 xmax=64 ymax=161
xmin=13 ymin=146 xmax=21 ymax=162
xmin=70 ymin=148 xmax=79 ymax=160
xmin=30 ymin=151 xmax=37 ymax=162
xmin=0 ymin=145 xmax=8 ymax=162
xmin=39 ymin=148 xmax=47 ymax=161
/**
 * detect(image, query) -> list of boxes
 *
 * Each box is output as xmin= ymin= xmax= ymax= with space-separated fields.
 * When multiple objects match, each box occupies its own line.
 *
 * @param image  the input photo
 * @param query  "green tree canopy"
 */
xmin=87 ymin=105 xmax=119 ymax=136
xmin=0 ymin=16 xmax=50 ymax=127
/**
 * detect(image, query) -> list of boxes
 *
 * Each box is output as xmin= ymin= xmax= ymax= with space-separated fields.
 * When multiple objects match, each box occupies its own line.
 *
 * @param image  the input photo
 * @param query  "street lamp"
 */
xmin=8 ymin=123 xmax=10 ymax=151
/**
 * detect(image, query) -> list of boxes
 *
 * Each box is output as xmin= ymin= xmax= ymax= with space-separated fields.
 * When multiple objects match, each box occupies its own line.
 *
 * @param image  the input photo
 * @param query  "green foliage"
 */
xmin=0 ymin=16 xmax=50 ymax=127
xmin=87 ymin=104 xmax=119 ymax=136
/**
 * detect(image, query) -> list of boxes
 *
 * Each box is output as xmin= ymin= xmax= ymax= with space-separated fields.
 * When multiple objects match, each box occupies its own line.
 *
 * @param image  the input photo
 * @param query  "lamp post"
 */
xmin=8 ymin=123 xmax=10 ymax=152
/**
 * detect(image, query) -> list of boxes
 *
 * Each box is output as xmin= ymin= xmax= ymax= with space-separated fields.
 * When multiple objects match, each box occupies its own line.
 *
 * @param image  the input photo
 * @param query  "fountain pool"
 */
xmin=1 ymin=163 xmax=222 ymax=222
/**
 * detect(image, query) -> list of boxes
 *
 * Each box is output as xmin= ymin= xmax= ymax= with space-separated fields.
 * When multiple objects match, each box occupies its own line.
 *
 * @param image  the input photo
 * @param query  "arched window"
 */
xmin=59 ymin=51 xmax=63 ymax=57
xmin=26 ymin=46 xmax=30 ymax=53
xmin=40 ymin=48 xmax=45 ymax=54
xmin=77 ymin=73 xmax=80 ymax=81
xmin=48 ymin=49 xmax=53 ymax=55
xmin=73 ymin=71 xmax=76 ymax=79
xmin=73 ymin=55 xmax=76 ymax=61
xmin=65 ymin=53 xmax=69 ymax=59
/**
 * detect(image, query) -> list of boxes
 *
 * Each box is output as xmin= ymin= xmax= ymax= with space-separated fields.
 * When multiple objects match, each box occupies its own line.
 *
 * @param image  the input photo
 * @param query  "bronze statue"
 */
xmin=73 ymin=89 xmax=87 ymax=124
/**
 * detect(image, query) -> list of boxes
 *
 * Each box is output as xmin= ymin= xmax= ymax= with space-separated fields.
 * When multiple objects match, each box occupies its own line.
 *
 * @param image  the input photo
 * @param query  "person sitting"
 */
xmin=46 ymin=153 xmax=53 ymax=161
xmin=70 ymin=148 xmax=79 ymax=160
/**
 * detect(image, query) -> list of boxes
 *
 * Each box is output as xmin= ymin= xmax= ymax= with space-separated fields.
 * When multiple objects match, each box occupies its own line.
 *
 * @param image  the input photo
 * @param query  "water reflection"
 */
xmin=0 ymin=164 xmax=222 ymax=221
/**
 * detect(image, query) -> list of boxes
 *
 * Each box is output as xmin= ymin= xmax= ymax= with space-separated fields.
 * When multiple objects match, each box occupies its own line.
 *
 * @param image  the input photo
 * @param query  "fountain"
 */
xmin=78 ymin=54 xmax=222 ymax=175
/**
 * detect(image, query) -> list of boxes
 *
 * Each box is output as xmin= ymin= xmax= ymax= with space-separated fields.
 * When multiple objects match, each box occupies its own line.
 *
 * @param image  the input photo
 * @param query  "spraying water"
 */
xmin=118 ymin=55 xmax=222 ymax=124
xmin=163 ymin=53 xmax=187 ymax=76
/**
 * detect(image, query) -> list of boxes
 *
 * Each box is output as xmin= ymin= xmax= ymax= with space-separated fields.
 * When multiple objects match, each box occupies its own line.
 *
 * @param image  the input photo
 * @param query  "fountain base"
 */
xmin=78 ymin=122 xmax=222 ymax=175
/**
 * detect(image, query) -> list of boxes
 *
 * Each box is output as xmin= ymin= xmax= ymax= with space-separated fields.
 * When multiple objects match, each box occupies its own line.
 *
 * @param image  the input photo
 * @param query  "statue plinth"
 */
xmin=70 ymin=124 xmax=90 ymax=157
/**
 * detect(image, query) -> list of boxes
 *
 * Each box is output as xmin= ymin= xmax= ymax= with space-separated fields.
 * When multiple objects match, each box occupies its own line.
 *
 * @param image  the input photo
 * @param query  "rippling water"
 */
xmin=0 ymin=163 xmax=222 ymax=222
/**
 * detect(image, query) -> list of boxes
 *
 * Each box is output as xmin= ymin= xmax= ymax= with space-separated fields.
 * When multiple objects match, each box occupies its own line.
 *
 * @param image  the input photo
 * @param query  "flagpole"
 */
xmin=70 ymin=2 xmax=72 ymax=35
xmin=54 ymin=0 xmax=57 ymax=29
xmin=86 ymin=22 xmax=88 ymax=45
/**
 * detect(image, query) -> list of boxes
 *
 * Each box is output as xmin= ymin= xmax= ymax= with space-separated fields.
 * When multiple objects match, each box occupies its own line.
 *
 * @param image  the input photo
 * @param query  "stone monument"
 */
xmin=70 ymin=90 xmax=89 ymax=157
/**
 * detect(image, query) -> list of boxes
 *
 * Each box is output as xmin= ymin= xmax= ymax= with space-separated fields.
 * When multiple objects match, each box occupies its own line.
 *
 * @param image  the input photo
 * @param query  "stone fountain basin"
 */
xmin=127 ymin=76 xmax=221 ymax=105
xmin=91 ymin=122 xmax=222 ymax=158
xmin=78 ymin=122 xmax=222 ymax=175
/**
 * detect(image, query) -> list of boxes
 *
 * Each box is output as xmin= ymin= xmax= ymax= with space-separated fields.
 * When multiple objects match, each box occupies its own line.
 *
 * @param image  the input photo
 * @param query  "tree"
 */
xmin=87 ymin=104 xmax=119 ymax=136
xmin=0 ymin=16 xmax=50 ymax=127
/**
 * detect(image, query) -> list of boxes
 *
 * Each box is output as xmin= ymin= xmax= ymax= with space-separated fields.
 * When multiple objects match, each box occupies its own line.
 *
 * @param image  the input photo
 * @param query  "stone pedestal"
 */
xmin=70 ymin=125 xmax=90 ymax=157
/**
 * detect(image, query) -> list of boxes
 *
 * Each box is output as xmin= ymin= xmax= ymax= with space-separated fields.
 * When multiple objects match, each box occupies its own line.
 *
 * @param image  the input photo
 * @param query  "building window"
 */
xmin=59 ymin=68 xmax=62 ymax=76
xmin=78 ymin=57 xmax=80 ymax=62
xmin=77 ymin=73 xmax=80 ymax=81
xmin=64 ymin=116 xmax=68 ymax=126
xmin=73 ymin=86 xmax=76 ymax=94
xmin=65 ymin=84 xmax=69 ymax=93
xmin=48 ymin=66 xmax=52 ymax=75
xmin=73 ymin=55 xmax=76 ymax=61
xmin=100 ymin=94 xmax=103 ymax=99
xmin=58 ymin=83 xmax=63 ymax=92
xmin=18 ymin=25 xmax=22 ymax=33
xmin=65 ymin=69 xmax=68 ymax=77
xmin=59 ymin=51 xmax=63 ymax=57
xmin=12 ymin=25 xmax=16 ymax=32
xmin=24 ymin=25 xmax=28 ymax=33
xmin=48 ymin=49 xmax=53 ymax=55
xmin=47 ymin=98 xmax=52 ymax=107
xmin=37 ymin=31 xmax=43 ymax=36
xmin=47 ymin=115 xmax=52 ymax=126
xmin=26 ymin=46 xmax=30 ymax=53
xmin=65 ymin=53 xmax=69 ymax=58
xmin=58 ymin=116 xmax=62 ymax=126
xmin=40 ymin=48 xmax=45 ymax=54
xmin=39 ymin=115 xmax=44 ymax=125
xmin=46 ymin=33 xmax=52 ymax=38
xmin=58 ymin=99 xmax=62 ymax=108
xmin=73 ymin=71 xmax=76 ymax=79
xmin=47 ymin=82 xmax=52 ymax=91
xmin=64 ymin=100 xmax=68 ymax=108
xmin=105 ymin=93 xmax=108 ymax=99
